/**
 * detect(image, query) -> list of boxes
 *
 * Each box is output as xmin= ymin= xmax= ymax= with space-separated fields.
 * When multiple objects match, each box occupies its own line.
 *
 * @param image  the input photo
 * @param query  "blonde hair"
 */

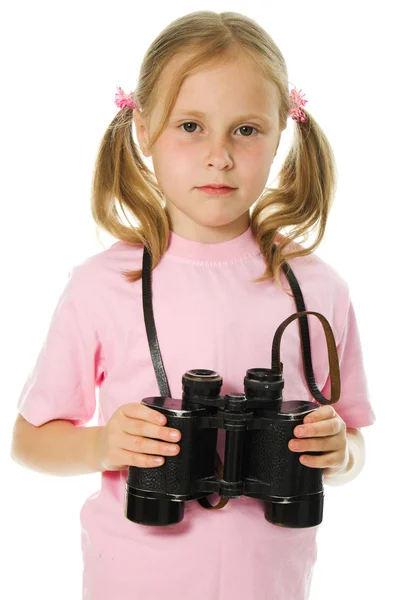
xmin=91 ymin=10 xmax=337 ymax=297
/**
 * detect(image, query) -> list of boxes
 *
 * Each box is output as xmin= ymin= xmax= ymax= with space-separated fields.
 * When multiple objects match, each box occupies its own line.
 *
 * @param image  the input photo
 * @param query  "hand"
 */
xmin=288 ymin=405 xmax=349 ymax=476
xmin=94 ymin=403 xmax=181 ymax=472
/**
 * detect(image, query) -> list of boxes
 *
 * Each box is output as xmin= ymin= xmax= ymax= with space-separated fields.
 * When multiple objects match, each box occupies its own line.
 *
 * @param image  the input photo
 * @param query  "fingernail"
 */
xmin=297 ymin=427 xmax=304 ymax=436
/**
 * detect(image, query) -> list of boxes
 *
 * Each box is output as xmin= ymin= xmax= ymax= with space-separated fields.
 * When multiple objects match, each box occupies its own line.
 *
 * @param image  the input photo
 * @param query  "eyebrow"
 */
xmin=173 ymin=110 xmax=272 ymax=124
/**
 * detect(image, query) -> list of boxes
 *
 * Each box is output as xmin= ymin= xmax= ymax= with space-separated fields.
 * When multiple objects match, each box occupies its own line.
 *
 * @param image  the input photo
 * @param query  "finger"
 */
xmin=289 ymin=434 xmax=342 ymax=453
xmin=294 ymin=417 xmax=341 ymax=439
xmin=299 ymin=450 xmax=343 ymax=469
xmin=124 ymin=403 xmax=168 ymax=425
xmin=123 ymin=418 xmax=182 ymax=443
xmin=120 ymin=447 xmax=166 ymax=468
xmin=121 ymin=432 xmax=181 ymax=457
xmin=304 ymin=405 xmax=336 ymax=424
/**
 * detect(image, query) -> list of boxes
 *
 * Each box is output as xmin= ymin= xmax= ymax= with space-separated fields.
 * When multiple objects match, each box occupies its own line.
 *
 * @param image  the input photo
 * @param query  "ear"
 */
xmin=132 ymin=112 xmax=151 ymax=157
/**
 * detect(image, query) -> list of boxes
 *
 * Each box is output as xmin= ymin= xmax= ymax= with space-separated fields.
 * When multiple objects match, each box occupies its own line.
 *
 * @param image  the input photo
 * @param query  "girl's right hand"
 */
xmin=94 ymin=403 xmax=182 ymax=471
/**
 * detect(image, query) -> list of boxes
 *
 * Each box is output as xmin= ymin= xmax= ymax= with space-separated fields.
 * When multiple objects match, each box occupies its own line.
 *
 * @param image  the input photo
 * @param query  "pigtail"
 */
xmin=90 ymin=101 xmax=170 ymax=283
xmin=251 ymin=107 xmax=337 ymax=295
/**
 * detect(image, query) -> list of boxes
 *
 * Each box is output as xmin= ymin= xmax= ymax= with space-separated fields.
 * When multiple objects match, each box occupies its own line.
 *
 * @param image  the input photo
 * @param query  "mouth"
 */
xmin=197 ymin=184 xmax=237 ymax=194
xmin=197 ymin=184 xmax=235 ymax=189
xmin=196 ymin=186 xmax=236 ymax=195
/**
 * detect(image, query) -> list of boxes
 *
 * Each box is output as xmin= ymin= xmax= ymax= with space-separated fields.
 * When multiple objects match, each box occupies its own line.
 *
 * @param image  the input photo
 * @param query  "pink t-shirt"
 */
xmin=16 ymin=225 xmax=376 ymax=600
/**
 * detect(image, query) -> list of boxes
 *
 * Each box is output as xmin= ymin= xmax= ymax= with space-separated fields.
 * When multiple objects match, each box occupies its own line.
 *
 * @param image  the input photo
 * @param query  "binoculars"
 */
xmin=125 ymin=245 xmax=341 ymax=529
xmin=125 ymin=310 xmax=340 ymax=529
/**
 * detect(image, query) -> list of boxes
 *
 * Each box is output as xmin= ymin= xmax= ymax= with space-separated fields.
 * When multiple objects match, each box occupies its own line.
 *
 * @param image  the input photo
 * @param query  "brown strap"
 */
xmin=196 ymin=452 xmax=230 ymax=510
xmin=198 ymin=309 xmax=340 ymax=510
xmin=271 ymin=310 xmax=340 ymax=404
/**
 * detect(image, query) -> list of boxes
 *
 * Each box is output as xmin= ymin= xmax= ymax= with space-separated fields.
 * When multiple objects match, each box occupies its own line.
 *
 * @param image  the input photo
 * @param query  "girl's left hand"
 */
xmin=288 ymin=405 xmax=349 ymax=475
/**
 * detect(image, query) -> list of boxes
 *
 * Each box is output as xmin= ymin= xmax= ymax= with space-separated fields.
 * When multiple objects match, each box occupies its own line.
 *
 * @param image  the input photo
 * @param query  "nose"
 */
xmin=206 ymin=137 xmax=234 ymax=169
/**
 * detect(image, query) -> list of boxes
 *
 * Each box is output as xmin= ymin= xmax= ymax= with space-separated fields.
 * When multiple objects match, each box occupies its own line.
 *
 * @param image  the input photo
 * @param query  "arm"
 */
xmin=10 ymin=414 xmax=103 ymax=476
xmin=323 ymin=427 xmax=366 ymax=486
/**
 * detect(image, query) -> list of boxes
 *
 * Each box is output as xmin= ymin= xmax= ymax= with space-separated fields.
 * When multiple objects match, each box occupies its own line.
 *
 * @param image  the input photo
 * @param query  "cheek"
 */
xmin=244 ymin=144 xmax=272 ymax=165
xmin=151 ymin=140 xmax=190 ymax=183
xmin=160 ymin=140 xmax=194 ymax=173
xmin=238 ymin=148 xmax=273 ymax=185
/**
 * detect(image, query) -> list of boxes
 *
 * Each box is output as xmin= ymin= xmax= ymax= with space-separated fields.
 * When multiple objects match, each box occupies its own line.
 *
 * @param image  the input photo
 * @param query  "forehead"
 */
xmin=160 ymin=52 xmax=279 ymax=114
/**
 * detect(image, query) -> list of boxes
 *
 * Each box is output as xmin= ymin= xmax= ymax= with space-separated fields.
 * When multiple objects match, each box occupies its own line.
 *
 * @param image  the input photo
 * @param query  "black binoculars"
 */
xmin=125 ymin=310 xmax=341 ymax=529
xmin=124 ymin=246 xmax=341 ymax=529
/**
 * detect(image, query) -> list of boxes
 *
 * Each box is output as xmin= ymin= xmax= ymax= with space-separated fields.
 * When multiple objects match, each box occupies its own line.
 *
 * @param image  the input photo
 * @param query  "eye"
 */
xmin=179 ymin=122 xmax=259 ymax=137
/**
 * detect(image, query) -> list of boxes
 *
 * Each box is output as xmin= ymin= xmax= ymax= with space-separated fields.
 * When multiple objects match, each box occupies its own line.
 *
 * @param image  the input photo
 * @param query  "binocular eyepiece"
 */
xmin=125 ymin=367 xmax=324 ymax=529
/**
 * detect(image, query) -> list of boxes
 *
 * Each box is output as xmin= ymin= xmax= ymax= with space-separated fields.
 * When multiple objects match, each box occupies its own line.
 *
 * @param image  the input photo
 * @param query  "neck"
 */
xmin=167 ymin=212 xmax=250 ymax=244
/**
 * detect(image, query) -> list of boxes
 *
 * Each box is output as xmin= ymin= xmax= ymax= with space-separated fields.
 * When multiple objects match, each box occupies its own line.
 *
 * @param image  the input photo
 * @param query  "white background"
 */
xmin=2 ymin=1 xmax=398 ymax=598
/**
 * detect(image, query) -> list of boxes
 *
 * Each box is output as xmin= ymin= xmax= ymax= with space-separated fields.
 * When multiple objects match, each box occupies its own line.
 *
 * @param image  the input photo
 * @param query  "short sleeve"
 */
xmin=16 ymin=265 xmax=106 ymax=427
xmin=320 ymin=295 xmax=376 ymax=429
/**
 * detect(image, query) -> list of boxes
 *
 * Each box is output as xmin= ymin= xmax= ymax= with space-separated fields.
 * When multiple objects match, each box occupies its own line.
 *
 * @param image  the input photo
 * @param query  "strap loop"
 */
xmin=271 ymin=310 xmax=340 ymax=405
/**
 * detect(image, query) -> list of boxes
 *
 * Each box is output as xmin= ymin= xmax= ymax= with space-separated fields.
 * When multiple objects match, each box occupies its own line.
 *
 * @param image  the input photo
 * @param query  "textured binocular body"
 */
xmin=125 ymin=368 xmax=323 ymax=528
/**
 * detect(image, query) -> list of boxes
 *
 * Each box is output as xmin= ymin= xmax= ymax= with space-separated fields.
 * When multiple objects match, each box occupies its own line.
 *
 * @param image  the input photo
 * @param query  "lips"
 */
xmin=197 ymin=185 xmax=236 ymax=195
xmin=198 ymin=185 xmax=235 ymax=189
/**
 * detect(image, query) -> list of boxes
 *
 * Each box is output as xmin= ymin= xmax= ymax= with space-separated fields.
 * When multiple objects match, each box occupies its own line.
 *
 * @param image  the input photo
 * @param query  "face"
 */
xmin=133 ymin=54 xmax=282 ymax=242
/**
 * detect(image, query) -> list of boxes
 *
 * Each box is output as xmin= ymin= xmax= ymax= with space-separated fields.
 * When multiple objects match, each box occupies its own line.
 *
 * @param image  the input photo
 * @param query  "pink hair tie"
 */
xmin=115 ymin=86 xmax=137 ymax=110
xmin=289 ymin=88 xmax=308 ymax=122
xmin=115 ymin=85 xmax=307 ymax=123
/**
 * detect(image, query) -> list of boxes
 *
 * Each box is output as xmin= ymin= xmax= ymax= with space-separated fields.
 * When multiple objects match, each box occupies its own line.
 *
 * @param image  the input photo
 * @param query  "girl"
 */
xmin=11 ymin=10 xmax=376 ymax=600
